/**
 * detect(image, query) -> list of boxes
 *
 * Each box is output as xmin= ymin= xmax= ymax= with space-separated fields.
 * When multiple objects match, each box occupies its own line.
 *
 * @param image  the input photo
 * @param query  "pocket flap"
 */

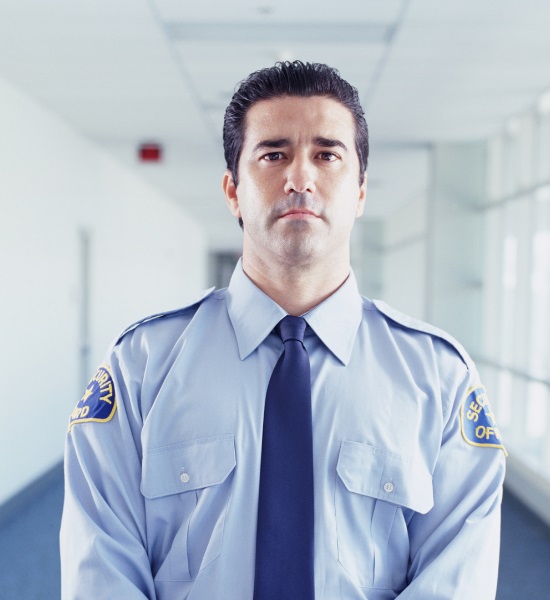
xmin=141 ymin=434 xmax=236 ymax=499
xmin=336 ymin=440 xmax=433 ymax=514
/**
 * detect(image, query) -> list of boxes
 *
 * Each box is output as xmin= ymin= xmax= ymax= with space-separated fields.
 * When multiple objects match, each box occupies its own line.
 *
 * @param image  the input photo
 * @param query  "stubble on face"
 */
xmin=247 ymin=191 xmax=328 ymax=266
xmin=233 ymin=96 xmax=365 ymax=275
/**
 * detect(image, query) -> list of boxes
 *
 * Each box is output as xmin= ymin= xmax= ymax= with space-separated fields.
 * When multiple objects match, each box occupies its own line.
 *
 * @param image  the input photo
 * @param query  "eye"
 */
xmin=262 ymin=152 xmax=284 ymax=161
xmin=318 ymin=151 xmax=338 ymax=161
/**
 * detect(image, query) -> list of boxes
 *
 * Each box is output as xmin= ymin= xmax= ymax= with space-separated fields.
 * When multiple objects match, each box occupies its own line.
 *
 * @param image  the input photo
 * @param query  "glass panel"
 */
xmin=502 ymin=128 xmax=519 ymax=198
xmin=487 ymin=136 xmax=504 ymax=202
xmin=536 ymin=112 xmax=550 ymax=183
xmin=483 ymin=108 xmax=550 ymax=483
xmin=497 ymin=370 xmax=513 ymax=432
xmin=517 ymin=115 xmax=535 ymax=190
xmin=519 ymin=381 xmax=550 ymax=471
xmin=482 ymin=209 xmax=502 ymax=360
xmin=500 ymin=229 xmax=517 ymax=367
xmin=530 ymin=190 xmax=550 ymax=380
xmin=526 ymin=381 xmax=549 ymax=440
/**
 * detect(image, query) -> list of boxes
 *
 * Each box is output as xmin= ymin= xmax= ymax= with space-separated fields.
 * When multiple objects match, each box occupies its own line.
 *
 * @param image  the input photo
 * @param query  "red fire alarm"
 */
xmin=138 ymin=143 xmax=163 ymax=162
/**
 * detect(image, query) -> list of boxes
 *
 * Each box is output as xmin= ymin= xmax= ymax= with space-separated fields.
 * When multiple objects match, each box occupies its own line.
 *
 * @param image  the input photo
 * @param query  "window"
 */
xmin=482 ymin=109 xmax=550 ymax=482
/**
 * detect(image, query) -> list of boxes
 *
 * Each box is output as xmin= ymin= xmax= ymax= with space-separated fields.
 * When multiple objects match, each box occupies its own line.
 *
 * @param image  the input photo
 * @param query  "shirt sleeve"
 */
xmin=397 ymin=355 xmax=506 ymax=599
xmin=60 ymin=338 xmax=156 ymax=600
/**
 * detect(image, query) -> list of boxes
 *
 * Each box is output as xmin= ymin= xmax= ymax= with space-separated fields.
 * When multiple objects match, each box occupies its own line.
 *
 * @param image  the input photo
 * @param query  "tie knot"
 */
xmin=278 ymin=315 xmax=307 ymax=344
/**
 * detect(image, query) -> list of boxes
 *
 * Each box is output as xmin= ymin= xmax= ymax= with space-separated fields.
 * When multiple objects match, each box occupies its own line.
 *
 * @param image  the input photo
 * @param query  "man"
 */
xmin=61 ymin=61 xmax=506 ymax=599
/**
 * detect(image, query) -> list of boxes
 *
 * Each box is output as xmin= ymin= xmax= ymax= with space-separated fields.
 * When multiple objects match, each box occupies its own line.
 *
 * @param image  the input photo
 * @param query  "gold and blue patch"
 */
xmin=68 ymin=365 xmax=117 ymax=431
xmin=460 ymin=385 xmax=507 ymax=456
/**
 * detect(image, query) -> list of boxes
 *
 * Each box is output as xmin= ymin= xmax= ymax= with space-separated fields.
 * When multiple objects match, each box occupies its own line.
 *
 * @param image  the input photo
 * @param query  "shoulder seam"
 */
xmin=372 ymin=299 xmax=471 ymax=369
xmin=114 ymin=287 xmax=216 ymax=345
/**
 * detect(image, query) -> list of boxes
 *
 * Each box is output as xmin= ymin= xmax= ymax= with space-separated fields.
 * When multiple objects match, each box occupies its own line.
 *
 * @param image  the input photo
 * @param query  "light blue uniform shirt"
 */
xmin=61 ymin=260 xmax=506 ymax=599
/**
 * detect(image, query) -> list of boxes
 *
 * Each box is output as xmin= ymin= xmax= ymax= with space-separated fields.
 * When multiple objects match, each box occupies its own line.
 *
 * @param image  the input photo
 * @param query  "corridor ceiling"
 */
xmin=1 ymin=0 xmax=549 ymax=248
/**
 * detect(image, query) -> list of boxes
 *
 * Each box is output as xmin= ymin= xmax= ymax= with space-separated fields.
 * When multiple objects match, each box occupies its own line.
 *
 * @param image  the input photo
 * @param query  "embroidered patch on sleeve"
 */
xmin=460 ymin=385 xmax=508 ymax=456
xmin=68 ymin=365 xmax=117 ymax=431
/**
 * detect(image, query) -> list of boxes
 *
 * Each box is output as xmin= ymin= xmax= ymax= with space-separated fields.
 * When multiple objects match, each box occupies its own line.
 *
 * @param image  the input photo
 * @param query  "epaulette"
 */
xmin=114 ymin=286 xmax=216 ymax=345
xmin=372 ymin=299 xmax=472 ymax=369
xmin=373 ymin=300 xmax=507 ymax=454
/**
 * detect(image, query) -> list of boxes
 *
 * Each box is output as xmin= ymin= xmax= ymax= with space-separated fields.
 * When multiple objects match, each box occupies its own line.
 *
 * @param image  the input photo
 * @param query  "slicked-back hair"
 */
xmin=223 ymin=61 xmax=369 ymax=188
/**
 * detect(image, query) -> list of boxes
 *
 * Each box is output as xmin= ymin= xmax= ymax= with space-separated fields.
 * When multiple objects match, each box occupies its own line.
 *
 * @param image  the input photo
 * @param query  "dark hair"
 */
xmin=223 ymin=60 xmax=369 ymax=188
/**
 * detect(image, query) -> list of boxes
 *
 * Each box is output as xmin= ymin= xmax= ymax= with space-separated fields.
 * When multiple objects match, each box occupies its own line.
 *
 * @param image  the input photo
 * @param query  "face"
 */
xmin=223 ymin=95 xmax=366 ymax=270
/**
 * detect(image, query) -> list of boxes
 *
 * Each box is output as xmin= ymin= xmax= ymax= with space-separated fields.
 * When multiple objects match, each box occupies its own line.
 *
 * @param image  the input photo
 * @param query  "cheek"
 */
xmin=237 ymin=187 xmax=266 ymax=225
xmin=240 ymin=180 xmax=277 ymax=213
xmin=325 ymin=174 xmax=360 ymax=202
xmin=326 ymin=182 xmax=364 ymax=225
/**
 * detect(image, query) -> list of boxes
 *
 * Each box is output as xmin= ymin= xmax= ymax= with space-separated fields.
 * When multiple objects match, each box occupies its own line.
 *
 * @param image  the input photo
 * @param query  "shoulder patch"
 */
xmin=68 ymin=365 xmax=117 ymax=431
xmin=460 ymin=386 xmax=507 ymax=456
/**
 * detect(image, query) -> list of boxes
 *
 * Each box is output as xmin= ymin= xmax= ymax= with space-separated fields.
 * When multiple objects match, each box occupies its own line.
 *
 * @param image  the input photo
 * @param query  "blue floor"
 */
xmin=0 ymin=478 xmax=549 ymax=599
xmin=497 ymin=491 xmax=550 ymax=599
xmin=0 ymin=474 xmax=64 ymax=600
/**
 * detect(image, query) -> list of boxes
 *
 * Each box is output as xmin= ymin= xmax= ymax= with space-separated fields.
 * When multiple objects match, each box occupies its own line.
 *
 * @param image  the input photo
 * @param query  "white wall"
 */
xmin=0 ymin=76 xmax=207 ymax=505
xmin=351 ymin=219 xmax=383 ymax=299
xmin=380 ymin=142 xmax=486 ymax=358
xmin=382 ymin=191 xmax=428 ymax=321
xmin=426 ymin=142 xmax=486 ymax=356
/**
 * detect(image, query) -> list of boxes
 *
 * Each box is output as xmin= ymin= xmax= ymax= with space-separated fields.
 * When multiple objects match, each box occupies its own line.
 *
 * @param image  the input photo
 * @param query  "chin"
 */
xmin=276 ymin=238 xmax=321 ymax=265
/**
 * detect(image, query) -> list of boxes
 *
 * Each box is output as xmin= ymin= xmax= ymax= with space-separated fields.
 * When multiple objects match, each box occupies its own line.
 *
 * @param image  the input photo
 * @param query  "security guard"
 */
xmin=61 ymin=61 xmax=506 ymax=599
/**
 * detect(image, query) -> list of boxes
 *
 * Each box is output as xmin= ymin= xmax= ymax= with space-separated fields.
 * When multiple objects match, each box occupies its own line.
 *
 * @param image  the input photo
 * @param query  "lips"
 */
xmin=280 ymin=209 xmax=319 ymax=218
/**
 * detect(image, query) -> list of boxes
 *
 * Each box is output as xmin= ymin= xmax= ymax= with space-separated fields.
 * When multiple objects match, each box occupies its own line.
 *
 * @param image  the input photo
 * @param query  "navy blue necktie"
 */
xmin=254 ymin=316 xmax=315 ymax=599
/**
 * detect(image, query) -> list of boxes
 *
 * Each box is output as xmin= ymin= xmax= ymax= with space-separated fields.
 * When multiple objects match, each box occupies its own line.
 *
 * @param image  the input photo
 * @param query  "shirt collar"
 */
xmin=304 ymin=268 xmax=363 ymax=365
xmin=226 ymin=258 xmax=363 ymax=366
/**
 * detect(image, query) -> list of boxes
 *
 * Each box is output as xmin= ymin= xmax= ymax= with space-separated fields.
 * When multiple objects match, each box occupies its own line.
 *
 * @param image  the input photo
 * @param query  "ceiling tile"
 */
xmin=153 ymin=0 xmax=404 ymax=24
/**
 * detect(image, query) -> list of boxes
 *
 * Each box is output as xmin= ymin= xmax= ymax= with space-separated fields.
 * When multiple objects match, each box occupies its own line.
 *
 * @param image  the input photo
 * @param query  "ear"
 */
xmin=222 ymin=170 xmax=241 ymax=218
xmin=355 ymin=174 xmax=367 ymax=218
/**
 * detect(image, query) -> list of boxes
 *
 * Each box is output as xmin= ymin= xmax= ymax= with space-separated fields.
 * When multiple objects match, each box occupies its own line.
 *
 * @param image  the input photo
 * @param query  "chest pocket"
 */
xmin=335 ymin=440 xmax=433 ymax=591
xmin=141 ymin=434 xmax=236 ymax=582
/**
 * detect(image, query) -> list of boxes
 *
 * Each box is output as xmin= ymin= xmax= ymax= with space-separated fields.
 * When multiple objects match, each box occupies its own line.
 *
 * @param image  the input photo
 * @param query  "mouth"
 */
xmin=279 ymin=209 xmax=319 ymax=220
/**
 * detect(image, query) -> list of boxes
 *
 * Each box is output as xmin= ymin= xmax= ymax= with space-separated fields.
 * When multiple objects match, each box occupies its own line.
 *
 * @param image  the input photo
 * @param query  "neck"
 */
xmin=241 ymin=253 xmax=350 ymax=316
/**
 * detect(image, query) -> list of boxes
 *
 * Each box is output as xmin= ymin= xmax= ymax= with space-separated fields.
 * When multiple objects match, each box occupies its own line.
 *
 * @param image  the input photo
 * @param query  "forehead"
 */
xmin=242 ymin=96 xmax=356 ymax=146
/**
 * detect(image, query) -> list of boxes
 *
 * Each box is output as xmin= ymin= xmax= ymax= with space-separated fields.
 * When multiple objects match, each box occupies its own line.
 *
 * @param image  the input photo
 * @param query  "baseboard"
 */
xmin=0 ymin=460 xmax=64 ymax=526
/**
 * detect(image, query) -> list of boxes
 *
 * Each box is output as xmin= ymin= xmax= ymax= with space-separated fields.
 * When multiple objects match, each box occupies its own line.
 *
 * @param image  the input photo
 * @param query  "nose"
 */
xmin=283 ymin=156 xmax=316 ymax=195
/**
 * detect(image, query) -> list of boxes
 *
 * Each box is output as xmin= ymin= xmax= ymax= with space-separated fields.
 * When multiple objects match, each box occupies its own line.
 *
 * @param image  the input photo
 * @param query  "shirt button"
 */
xmin=383 ymin=481 xmax=394 ymax=493
xmin=180 ymin=472 xmax=190 ymax=484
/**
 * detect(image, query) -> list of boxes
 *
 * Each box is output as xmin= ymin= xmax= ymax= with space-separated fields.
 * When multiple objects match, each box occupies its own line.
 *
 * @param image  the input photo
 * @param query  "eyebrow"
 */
xmin=313 ymin=136 xmax=348 ymax=151
xmin=252 ymin=138 xmax=291 ymax=153
xmin=252 ymin=136 xmax=348 ymax=153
